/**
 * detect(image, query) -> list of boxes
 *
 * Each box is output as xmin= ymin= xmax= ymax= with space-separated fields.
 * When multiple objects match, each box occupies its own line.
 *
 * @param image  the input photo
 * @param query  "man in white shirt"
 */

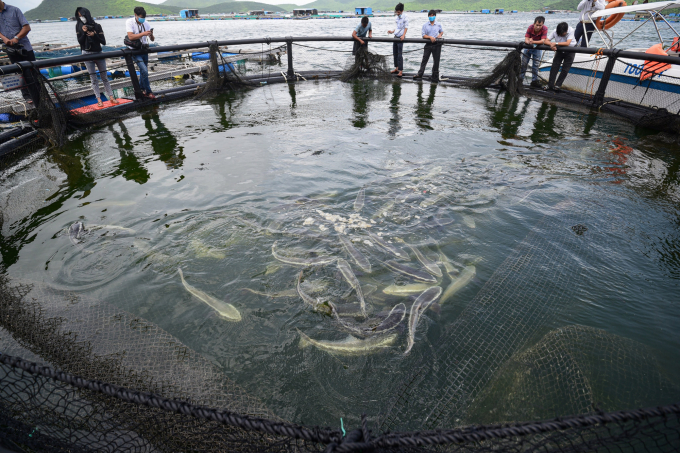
xmin=574 ymin=0 xmax=605 ymax=47
xmin=126 ymin=7 xmax=155 ymax=98
xmin=387 ymin=2 xmax=408 ymax=77
xmin=546 ymin=22 xmax=576 ymax=91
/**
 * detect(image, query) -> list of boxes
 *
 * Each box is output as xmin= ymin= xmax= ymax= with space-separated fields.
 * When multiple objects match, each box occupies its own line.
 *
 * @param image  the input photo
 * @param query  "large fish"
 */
xmin=354 ymin=188 xmax=365 ymax=212
xmin=297 ymin=329 xmax=397 ymax=356
xmin=297 ymin=271 xmax=325 ymax=310
xmin=337 ymin=258 xmax=366 ymax=318
xmin=68 ymin=221 xmax=86 ymax=245
xmin=405 ymin=286 xmax=442 ymax=355
xmin=398 ymin=239 xmax=442 ymax=278
xmin=372 ymin=199 xmax=395 ymax=218
xmin=364 ymin=303 xmax=406 ymax=335
xmin=440 ymin=265 xmax=476 ymax=305
xmin=88 ymin=225 xmax=136 ymax=235
xmin=339 ymin=235 xmax=371 ymax=273
xmin=178 ymin=268 xmax=241 ymax=321
xmin=383 ymin=283 xmax=438 ymax=296
xmin=383 ymin=260 xmax=437 ymax=283
xmin=272 ymin=241 xmax=336 ymax=266
xmin=368 ymin=232 xmax=407 ymax=259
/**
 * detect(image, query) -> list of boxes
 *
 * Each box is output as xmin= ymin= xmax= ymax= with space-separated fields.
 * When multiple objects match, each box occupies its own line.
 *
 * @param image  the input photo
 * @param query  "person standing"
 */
xmin=387 ymin=3 xmax=408 ymax=77
xmin=545 ymin=22 xmax=576 ymax=92
xmin=126 ymin=7 xmax=155 ymax=99
xmin=0 ymin=1 xmax=40 ymax=105
xmin=575 ymin=0 xmax=605 ymax=47
xmin=352 ymin=16 xmax=372 ymax=55
xmin=520 ymin=16 xmax=549 ymax=88
xmin=413 ymin=10 xmax=443 ymax=82
xmin=76 ymin=7 xmax=118 ymax=107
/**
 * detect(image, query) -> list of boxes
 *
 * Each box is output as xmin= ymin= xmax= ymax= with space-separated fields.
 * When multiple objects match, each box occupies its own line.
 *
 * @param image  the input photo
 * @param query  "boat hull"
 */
xmin=539 ymin=50 xmax=680 ymax=111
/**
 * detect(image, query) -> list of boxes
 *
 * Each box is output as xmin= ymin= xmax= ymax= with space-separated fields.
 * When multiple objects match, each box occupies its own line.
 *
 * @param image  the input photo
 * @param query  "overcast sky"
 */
xmin=14 ymin=0 xmax=314 ymax=13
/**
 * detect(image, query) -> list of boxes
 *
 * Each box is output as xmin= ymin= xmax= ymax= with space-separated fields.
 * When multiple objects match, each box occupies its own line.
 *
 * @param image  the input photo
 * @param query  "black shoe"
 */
xmin=413 ymin=73 xmax=423 ymax=80
xmin=554 ymin=86 xmax=562 ymax=93
xmin=530 ymin=80 xmax=542 ymax=88
xmin=543 ymin=85 xmax=554 ymax=91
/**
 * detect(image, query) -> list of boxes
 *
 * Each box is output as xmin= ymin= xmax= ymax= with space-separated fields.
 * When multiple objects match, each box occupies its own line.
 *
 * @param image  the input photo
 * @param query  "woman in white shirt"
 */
xmin=574 ymin=0 xmax=605 ymax=47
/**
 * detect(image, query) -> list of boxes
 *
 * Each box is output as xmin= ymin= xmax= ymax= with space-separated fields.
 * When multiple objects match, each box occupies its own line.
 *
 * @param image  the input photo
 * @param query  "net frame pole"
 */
xmin=123 ymin=50 xmax=144 ymax=101
xmin=593 ymin=51 xmax=620 ymax=107
xmin=286 ymin=38 xmax=294 ymax=79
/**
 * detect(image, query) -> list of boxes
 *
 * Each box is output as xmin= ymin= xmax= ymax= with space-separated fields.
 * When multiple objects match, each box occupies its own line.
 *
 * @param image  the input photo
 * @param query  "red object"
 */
xmin=641 ymin=43 xmax=671 ymax=82
xmin=525 ymin=24 xmax=547 ymax=41
xmin=71 ymin=98 xmax=132 ymax=115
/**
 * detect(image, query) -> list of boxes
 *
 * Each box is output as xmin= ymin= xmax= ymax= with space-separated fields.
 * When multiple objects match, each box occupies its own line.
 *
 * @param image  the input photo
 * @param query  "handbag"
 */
xmin=124 ymin=36 xmax=142 ymax=49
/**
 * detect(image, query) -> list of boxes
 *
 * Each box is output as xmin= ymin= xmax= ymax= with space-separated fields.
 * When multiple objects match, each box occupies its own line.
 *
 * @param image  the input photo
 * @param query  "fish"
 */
xmin=458 ymin=254 xmax=483 ymax=265
xmin=272 ymin=241 xmax=336 ymax=266
xmin=364 ymin=303 xmax=406 ymax=335
xmin=68 ymin=221 xmax=86 ymax=245
xmin=405 ymin=286 xmax=442 ymax=355
xmin=397 ymin=239 xmax=442 ymax=278
xmin=88 ymin=225 xmax=137 ymax=235
xmin=462 ymin=215 xmax=476 ymax=229
xmin=188 ymin=239 xmax=226 ymax=260
xmin=383 ymin=283 xmax=439 ymax=296
xmin=368 ymin=232 xmax=407 ymax=259
xmin=337 ymin=258 xmax=366 ymax=318
xmin=373 ymin=199 xmax=395 ymax=218
xmin=297 ymin=271 xmax=324 ymax=310
xmin=297 ymin=329 xmax=397 ymax=356
xmin=436 ymin=248 xmax=459 ymax=278
xmin=178 ymin=268 xmax=241 ymax=321
xmin=383 ymin=260 xmax=437 ymax=283
xmin=440 ymin=265 xmax=476 ymax=305
xmin=240 ymin=288 xmax=298 ymax=298
xmin=391 ymin=168 xmax=418 ymax=178
xmin=354 ymin=188 xmax=365 ymax=212
xmin=339 ymin=235 xmax=371 ymax=273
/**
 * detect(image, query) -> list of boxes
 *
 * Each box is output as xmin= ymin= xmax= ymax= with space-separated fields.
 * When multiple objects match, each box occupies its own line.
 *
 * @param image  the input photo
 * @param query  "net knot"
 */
xmin=323 ymin=415 xmax=373 ymax=453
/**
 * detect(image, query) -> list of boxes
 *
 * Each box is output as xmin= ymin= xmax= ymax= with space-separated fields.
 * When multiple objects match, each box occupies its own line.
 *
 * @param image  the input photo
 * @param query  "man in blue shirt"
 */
xmin=352 ymin=16 xmax=372 ymax=55
xmin=387 ymin=3 xmax=408 ymax=77
xmin=0 ymin=1 xmax=40 ymax=105
xmin=413 ymin=10 xmax=443 ymax=82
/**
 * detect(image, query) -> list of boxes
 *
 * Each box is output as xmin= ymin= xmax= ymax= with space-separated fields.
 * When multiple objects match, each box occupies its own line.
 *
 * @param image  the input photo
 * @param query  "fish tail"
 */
xmin=297 ymin=329 xmax=311 ymax=348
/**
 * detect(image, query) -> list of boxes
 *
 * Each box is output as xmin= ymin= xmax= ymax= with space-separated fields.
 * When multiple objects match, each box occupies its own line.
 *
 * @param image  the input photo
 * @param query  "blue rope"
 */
xmin=340 ymin=418 xmax=346 ymax=437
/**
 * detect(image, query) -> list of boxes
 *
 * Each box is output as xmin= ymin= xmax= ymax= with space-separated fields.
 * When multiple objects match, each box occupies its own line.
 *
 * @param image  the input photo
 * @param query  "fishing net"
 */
xmin=463 ymin=49 xmax=524 ymax=96
xmin=196 ymin=42 xmax=254 ymax=99
xmin=340 ymin=47 xmax=392 ymax=83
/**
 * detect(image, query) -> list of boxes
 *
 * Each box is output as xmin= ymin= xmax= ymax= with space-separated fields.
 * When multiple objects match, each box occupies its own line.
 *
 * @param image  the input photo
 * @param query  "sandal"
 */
xmin=97 ymin=99 xmax=104 ymax=107
xmin=391 ymin=69 xmax=399 ymax=74
xmin=397 ymin=71 xmax=403 ymax=78
xmin=110 ymin=99 xmax=120 ymax=105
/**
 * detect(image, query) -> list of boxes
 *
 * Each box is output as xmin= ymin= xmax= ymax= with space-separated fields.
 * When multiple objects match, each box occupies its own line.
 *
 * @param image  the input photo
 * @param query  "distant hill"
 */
xmin=304 ymin=0 xmax=581 ymax=12
xmin=25 ymin=0 xmax=179 ymax=20
xmin=162 ymin=0 xmax=227 ymax=7
xmin=200 ymin=1 xmax=297 ymax=13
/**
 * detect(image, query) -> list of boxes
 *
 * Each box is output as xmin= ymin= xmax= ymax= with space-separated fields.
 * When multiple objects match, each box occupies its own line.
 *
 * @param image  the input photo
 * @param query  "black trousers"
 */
xmin=9 ymin=50 xmax=41 ymax=105
xmin=574 ymin=22 xmax=595 ymax=48
xmin=417 ymin=43 xmax=441 ymax=79
xmin=393 ymin=41 xmax=403 ymax=71
xmin=548 ymin=51 xmax=575 ymax=88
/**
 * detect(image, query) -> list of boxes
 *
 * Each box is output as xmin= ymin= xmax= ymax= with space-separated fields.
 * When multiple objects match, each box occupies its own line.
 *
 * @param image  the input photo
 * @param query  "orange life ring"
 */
xmin=594 ymin=0 xmax=627 ymax=30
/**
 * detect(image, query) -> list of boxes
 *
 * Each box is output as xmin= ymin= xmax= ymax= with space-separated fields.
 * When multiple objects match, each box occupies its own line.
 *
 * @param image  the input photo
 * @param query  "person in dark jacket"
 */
xmin=76 ymin=7 xmax=117 ymax=107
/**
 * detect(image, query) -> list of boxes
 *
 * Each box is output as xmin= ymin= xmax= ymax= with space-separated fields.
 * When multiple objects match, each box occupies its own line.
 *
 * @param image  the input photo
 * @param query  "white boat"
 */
xmin=538 ymin=1 xmax=680 ymax=111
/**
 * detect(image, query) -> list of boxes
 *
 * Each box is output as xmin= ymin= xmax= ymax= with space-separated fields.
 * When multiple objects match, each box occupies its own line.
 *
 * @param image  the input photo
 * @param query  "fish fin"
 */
xmin=429 ymin=302 xmax=442 ymax=315
xmin=297 ymin=329 xmax=311 ymax=348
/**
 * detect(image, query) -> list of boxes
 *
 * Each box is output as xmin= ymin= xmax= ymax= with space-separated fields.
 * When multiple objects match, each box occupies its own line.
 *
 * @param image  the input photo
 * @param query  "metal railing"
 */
xmin=0 ymin=37 xmax=678 ymax=103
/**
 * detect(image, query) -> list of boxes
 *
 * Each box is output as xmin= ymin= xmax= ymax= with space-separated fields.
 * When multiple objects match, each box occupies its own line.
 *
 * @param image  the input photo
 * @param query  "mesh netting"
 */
xmin=340 ymin=47 xmax=393 ymax=83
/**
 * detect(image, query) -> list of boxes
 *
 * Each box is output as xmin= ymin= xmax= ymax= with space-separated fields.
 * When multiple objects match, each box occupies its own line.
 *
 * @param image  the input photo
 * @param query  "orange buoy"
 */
xmin=594 ymin=0 xmax=627 ymax=30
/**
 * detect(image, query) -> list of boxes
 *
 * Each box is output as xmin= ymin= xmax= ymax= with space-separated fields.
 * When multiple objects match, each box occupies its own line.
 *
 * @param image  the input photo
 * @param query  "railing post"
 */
xmin=286 ymin=37 xmax=294 ymax=80
xmin=593 ymin=50 xmax=619 ymax=107
xmin=123 ymin=50 xmax=144 ymax=101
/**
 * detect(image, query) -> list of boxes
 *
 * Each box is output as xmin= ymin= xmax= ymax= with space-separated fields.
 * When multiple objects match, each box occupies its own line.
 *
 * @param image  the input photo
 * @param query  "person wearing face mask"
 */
xmin=387 ymin=3 xmax=408 ymax=77
xmin=413 ymin=10 xmax=443 ymax=82
xmin=76 ymin=7 xmax=118 ymax=107
xmin=126 ymin=7 xmax=155 ymax=99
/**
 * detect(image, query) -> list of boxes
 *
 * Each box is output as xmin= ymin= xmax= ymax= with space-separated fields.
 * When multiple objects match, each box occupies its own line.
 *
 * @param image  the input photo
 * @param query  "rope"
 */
xmin=292 ymin=42 xmax=422 ymax=57
xmin=2 ymin=353 xmax=680 ymax=453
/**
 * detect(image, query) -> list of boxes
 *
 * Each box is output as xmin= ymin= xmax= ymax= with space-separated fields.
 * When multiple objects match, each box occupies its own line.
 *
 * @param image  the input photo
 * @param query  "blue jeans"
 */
xmin=133 ymin=54 xmax=152 ymax=94
xmin=520 ymin=48 xmax=542 ymax=82
xmin=393 ymin=41 xmax=403 ymax=71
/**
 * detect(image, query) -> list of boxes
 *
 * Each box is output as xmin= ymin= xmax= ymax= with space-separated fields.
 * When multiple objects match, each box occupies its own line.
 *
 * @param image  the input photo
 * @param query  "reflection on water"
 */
xmin=1 ymin=80 xmax=680 ymax=427
xmin=415 ymin=83 xmax=437 ymax=131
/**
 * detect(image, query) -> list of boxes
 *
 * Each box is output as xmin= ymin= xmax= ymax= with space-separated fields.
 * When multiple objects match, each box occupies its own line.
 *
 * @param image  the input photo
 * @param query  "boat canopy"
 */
xmin=591 ymin=1 xmax=680 ymax=18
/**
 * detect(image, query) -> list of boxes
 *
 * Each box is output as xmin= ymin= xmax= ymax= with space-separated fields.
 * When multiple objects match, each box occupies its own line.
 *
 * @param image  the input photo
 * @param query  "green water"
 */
xmin=1 ymin=80 xmax=679 ymax=427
